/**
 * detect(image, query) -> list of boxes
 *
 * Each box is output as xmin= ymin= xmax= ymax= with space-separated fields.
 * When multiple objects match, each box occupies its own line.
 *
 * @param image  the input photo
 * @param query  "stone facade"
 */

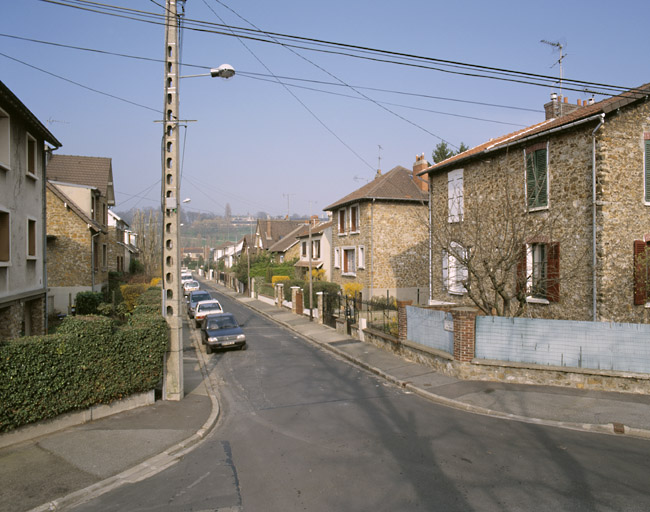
xmin=425 ymin=90 xmax=650 ymax=323
xmin=46 ymin=185 xmax=108 ymax=314
xmin=331 ymin=199 xmax=429 ymax=303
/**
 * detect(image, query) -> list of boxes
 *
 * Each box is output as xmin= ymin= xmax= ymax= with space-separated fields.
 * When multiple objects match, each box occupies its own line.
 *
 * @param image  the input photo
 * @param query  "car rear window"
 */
xmin=199 ymin=303 xmax=221 ymax=311
xmin=192 ymin=292 xmax=211 ymax=302
xmin=207 ymin=316 xmax=238 ymax=330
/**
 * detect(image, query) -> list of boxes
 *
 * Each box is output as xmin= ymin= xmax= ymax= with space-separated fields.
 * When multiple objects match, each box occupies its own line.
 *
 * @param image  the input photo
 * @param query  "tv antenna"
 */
xmin=377 ymin=144 xmax=383 ymax=172
xmin=541 ymin=40 xmax=567 ymax=97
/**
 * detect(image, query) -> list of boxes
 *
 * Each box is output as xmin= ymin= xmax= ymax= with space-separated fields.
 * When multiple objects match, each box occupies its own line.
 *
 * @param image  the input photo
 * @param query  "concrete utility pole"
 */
xmin=161 ymin=0 xmax=184 ymax=401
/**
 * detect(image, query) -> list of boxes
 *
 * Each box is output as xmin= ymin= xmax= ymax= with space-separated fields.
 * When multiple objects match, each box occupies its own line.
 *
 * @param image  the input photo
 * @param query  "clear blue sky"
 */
xmin=3 ymin=0 xmax=649 ymax=218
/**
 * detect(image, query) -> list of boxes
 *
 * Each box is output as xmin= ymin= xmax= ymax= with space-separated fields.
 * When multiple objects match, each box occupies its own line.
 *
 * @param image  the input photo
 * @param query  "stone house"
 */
xmin=419 ymin=83 xmax=650 ymax=323
xmin=0 ymin=81 xmax=61 ymax=339
xmin=324 ymin=156 xmax=429 ymax=302
xmin=45 ymin=155 xmax=115 ymax=314
xmin=267 ymin=223 xmax=305 ymax=264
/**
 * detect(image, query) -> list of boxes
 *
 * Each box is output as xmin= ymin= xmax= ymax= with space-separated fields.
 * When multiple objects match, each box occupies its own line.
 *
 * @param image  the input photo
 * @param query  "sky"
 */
xmin=2 ymin=0 xmax=649 ymax=219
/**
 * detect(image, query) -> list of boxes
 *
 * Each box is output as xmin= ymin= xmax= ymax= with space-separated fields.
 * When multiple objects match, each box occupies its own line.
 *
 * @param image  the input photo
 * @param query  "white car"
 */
xmin=194 ymin=300 xmax=224 ymax=327
xmin=181 ymin=271 xmax=193 ymax=283
xmin=183 ymin=280 xmax=200 ymax=296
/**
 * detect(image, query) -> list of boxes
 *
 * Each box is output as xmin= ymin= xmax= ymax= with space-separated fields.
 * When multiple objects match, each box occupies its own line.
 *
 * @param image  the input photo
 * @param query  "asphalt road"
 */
xmin=72 ymin=284 xmax=650 ymax=512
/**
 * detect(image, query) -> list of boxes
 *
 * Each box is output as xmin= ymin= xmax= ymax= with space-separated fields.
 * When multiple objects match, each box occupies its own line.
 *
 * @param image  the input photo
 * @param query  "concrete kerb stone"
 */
xmin=28 ymin=326 xmax=221 ymax=512
xmin=223 ymin=286 xmax=650 ymax=442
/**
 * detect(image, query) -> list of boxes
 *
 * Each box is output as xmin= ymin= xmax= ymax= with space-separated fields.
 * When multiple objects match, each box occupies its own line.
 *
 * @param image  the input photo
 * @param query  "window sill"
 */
xmin=26 ymin=256 xmax=37 ymax=261
xmin=338 ymin=233 xmax=348 ymax=237
xmin=645 ymin=302 xmax=650 ymax=309
xmin=341 ymin=272 xmax=357 ymax=277
xmin=349 ymin=230 xmax=360 ymax=235
xmin=26 ymin=172 xmax=38 ymax=181
xmin=0 ymin=261 xmax=11 ymax=267
xmin=0 ymin=163 xmax=10 ymax=172
xmin=526 ymin=296 xmax=550 ymax=305
xmin=527 ymin=205 xmax=549 ymax=213
xmin=448 ymin=290 xmax=465 ymax=296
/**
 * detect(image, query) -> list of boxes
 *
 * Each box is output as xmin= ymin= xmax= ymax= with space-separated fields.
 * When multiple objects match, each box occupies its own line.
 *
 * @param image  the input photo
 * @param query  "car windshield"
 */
xmin=207 ymin=316 xmax=238 ymax=330
xmin=192 ymin=293 xmax=211 ymax=303
xmin=199 ymin=303 xmax=221 ymax=312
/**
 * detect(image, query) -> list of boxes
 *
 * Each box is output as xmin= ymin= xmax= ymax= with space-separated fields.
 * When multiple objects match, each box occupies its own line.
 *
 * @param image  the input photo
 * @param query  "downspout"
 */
xmin=91 ymin=229 xmax=100 ymax=292
xmin=591 ymin=114 xmax=605 ymax=321
xmin=428 ymin=173 xmax=433 ymax=305
xmin=370 ymin=198 xmax=375 ymax=298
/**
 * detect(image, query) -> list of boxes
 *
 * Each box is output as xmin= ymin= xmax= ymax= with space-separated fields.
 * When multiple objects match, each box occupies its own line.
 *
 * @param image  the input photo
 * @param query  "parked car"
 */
xmin=201 ymin=312 xmax=246 ymax=353
xmin=194 ymin=299 xmax=223 ymax=327
xmin=181 ymin=271 xmax=193 ymax=283
xmin=183 ymin=280 xmax=200 ymax=296
xmin=187 ymin=290 xmax=212 ymax=318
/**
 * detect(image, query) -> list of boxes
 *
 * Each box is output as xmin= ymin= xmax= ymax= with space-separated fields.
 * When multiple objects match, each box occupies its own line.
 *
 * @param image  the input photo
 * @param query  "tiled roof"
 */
xmin=421 ymin=82 xmax=650 ymax=175
xmin=257 ymin=219 xmax=306 ymax=250
xmin=324 ymin=165 xmax=428 ymax=211
xmin=295 ymin=220 xmax=333 ymax=240
xmin=46 ymin=181 xmax=105 ymax=233
xmin=47 ymin=154 xmax=114 ymax=202
xmin=268 ymin=224 xmax=308 ymax=253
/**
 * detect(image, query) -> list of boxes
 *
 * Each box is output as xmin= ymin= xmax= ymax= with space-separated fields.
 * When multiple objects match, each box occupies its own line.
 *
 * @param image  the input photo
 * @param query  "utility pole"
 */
xmin=161 ymin=0 xmax=184 ymax=401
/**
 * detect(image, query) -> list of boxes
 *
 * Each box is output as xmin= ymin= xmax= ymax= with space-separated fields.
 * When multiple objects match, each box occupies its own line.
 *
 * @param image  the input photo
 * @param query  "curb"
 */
xmin=28 ymin=328 xmax=221 ymax=512
xmin=213 ymin=283 xmax=650 ymax=442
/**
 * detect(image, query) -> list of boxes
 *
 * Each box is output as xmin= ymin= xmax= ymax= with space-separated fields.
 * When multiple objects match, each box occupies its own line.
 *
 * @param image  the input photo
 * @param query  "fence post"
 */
xmin=397 ymin=300 xmax=412 ymax=342
xmin=317 ymin=292 xmax=324 ymax=325
xmin=451 ymin=307 xmax=478 ymax=362
xmin=291 ymin=286 xmax=303 ymax=316
xmin=276 ymin=283 xmax=284 ymax=308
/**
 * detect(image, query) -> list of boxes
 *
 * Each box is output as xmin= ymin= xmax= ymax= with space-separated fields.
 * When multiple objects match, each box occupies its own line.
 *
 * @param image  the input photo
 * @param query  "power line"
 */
xmin=40 ymin=0 xmax=639 ymax=97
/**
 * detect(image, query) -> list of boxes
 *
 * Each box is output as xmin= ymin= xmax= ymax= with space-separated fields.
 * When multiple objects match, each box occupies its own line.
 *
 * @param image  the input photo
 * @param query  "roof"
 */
xmin=47 ymin=154 xmax=115 ymax=205
xmin=324 ymin=165 xmax=428 ymax=211
xmin=295 ymin=220 xmax=333 ymax=240
xmin=268 ymin=223 xmax=308 ymax=253
xmin=257 ymin=219 xmax=306 ymax=250
xmin=421 ymin=82 xmax=650 ymax=175
xmin=0 ymin=81 xmax=62 ymax=148
xmin=46 ymin=181 xmax=105 ymax=233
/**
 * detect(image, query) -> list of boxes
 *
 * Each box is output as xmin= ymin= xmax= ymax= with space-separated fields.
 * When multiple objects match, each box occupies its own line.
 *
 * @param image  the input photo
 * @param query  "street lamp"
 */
xmin=180 ymin=65 xmax=236 ymax=80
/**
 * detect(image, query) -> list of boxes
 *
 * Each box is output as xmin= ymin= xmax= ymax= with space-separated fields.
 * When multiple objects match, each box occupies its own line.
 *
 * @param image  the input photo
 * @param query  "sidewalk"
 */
xmin=0 ymin=322 xmax=219 ymax=512
xmin=3 ymin=282 xmax=650 ymax=512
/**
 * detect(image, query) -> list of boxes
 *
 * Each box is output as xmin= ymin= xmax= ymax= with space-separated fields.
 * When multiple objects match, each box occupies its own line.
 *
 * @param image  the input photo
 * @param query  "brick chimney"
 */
xmin=412 ymin=153 xmax=429 ymax=193
xmin=544 ymin=92 xmax=584 ymax=120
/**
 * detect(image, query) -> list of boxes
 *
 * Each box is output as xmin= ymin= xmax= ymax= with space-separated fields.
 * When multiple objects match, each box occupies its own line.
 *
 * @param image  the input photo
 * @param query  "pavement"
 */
xmin=3 ymin=280 xmax=650 ymax=511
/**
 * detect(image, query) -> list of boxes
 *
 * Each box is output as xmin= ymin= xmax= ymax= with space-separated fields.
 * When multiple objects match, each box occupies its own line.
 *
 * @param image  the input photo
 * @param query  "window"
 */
xmin=93 ymin=239 xmax=99 ymax=271
xmin=634 ymin=240 xmax=650 ymax=305
xmin=334 ymin=247 xmax=340 ymax=268
xmin=343 ymin=247 xmax=356 ymax=275
xmin=102 ymin=244 xmax=107 ymax=268
xmin=312 ymin=239 xmax=321 ymax=259
xmin=357 ymin=245 xmax=365 ymax=269
xmin=0 ymin=108 xmax=9 ymax=171
xmin=643 ymin=136 xmax=650 ymax=204
xmin=442 ymin=243 xmax=467 ymax=294
xmin=338 ymin=209 xmax=346 ymax=235
xmin=27 ymin=219 xmax=36 ymax=258
xmin=525 ymin=143 xmax=549 ymax=209
xmin=26 ymin=133 xmax=37 ymax=177
xmin=0 ymin=210 xmax=9 ymax=263
xmin=349 ymin=205 xmax=359 ymax=233
xmin=519 ymin=242 xmax=560 ymax=302
xmin=447 ymin=169 xmax=464 ymax=223
xmin=301 ymin=241 xmax=307 ymax=258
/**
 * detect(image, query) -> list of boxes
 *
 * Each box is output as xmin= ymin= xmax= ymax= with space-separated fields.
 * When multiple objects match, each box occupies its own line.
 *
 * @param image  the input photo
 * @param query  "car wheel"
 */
xmin=194 ymin=320 xmax=199 ymax=328
xmin=206 ymin=345 xmax=212 ymax=354
xmin=241 ymin=344 xmax=247 ymax=351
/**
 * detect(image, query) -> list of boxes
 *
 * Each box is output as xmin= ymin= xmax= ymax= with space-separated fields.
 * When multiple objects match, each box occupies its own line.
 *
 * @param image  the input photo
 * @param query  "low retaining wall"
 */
xmin=359 ymin=325 xmax=650 ymax=395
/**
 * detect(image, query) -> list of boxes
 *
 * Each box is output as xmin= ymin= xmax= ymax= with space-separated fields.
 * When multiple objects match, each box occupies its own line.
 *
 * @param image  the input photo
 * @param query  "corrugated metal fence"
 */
xmin=475 ymin=316 xmax=650 ymax=373
xmin=406 ymin=306 xmax=454 ymax=355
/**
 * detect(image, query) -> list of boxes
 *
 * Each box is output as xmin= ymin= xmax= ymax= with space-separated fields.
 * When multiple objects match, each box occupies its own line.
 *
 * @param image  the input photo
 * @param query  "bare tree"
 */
xmin=132 ymin=209 xmax=161 ymax=277
xmin=428 ymin=169 xmax=590 ymax=317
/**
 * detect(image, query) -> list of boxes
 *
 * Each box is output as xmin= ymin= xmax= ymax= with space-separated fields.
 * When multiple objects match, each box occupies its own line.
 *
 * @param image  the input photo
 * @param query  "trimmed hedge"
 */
xmin=75 ymin=291 xmax=104 ymax=315
xmin=0 ymin=296 xmax=167 ymax=433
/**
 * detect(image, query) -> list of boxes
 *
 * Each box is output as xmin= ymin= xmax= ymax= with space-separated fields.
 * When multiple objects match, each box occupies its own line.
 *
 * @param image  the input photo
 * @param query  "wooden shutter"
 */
xmin=526 ymin=147 xmax=548 ymax=208
xmin=634 ymin=240 xmax=648 ymax=305
xmin=547 ymin=243 xmax=560 ymax=302
xmin=516 ymin=244 xmax=527 ymax=294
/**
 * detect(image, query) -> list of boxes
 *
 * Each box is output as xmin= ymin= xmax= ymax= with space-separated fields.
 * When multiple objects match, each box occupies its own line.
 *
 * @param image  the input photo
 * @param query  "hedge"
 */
xmin=75 ymin=291 xmax=104 ymax=315
xmin=0 ymin=307 xmax=167 ymax=433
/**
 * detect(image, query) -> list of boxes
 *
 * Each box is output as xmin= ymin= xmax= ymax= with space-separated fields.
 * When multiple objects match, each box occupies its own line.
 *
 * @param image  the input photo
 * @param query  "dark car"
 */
xmin=187 ymin=290 xmax=212 ymax=318
xmin=201 ymin=312 xmax=246 ymax=353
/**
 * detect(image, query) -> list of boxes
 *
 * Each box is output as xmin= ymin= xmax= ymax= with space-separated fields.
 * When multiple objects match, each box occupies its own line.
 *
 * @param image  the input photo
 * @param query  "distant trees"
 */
xmin=131 ymin=209 xmax=161 ymax=277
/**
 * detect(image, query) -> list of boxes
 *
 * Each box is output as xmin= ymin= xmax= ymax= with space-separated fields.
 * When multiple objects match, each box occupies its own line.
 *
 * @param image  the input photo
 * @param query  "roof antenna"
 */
xmin=541 ymin=40 xmax=567 ymax=99
xmin=377 ymin=144 xmax=382 ymax=173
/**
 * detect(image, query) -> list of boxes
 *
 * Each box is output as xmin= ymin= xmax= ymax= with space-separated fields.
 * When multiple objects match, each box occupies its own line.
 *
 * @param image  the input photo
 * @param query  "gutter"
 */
xmin=591 ymin=114 xmax=605 ymax=321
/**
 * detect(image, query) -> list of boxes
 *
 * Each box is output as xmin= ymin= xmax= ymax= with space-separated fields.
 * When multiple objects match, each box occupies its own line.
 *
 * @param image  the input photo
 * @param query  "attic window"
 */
xmin=26 ymin=133 xmax=37 ymax=178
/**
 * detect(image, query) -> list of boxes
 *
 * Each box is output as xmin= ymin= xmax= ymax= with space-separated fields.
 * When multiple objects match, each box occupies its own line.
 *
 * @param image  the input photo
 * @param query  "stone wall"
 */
xmin=0 ymin=294 xmax=46 ymax=340
xmin=428 ymin=100 xmax=650 ymax=323
xmin=331 ymin=200 xmax=428 ymax=301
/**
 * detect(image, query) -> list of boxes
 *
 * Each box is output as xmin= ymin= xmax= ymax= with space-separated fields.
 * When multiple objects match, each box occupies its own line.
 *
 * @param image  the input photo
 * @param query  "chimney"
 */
xmin=412 ymin=153 xmax=429 ymax=193
xmin=375 ymin=169 xmax=382 ymax=178
xmin=544 ymin=92 xmax=582 ymax=120
xmin=544 ymin=92 xmax=559 ymax=120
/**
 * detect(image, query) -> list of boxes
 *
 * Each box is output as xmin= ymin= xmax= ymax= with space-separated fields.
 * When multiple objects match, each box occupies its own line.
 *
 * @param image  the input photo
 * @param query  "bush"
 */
xmin=343 ymin=282 xmax=363 ymax=298
xmin=129 ymin=258 xmax=145 ymax=274
xmin=120 ymin=283 xmax=148 ymax=311
xmin=0 ymin=314 xmax=167 ymax=433
xmin=75 ymin=291 xmax=104 ymax=315
xmin=272 ymin=275 xmax=290 ymax=284
xmin=283 ymin=279 xmax=306 ymax=302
